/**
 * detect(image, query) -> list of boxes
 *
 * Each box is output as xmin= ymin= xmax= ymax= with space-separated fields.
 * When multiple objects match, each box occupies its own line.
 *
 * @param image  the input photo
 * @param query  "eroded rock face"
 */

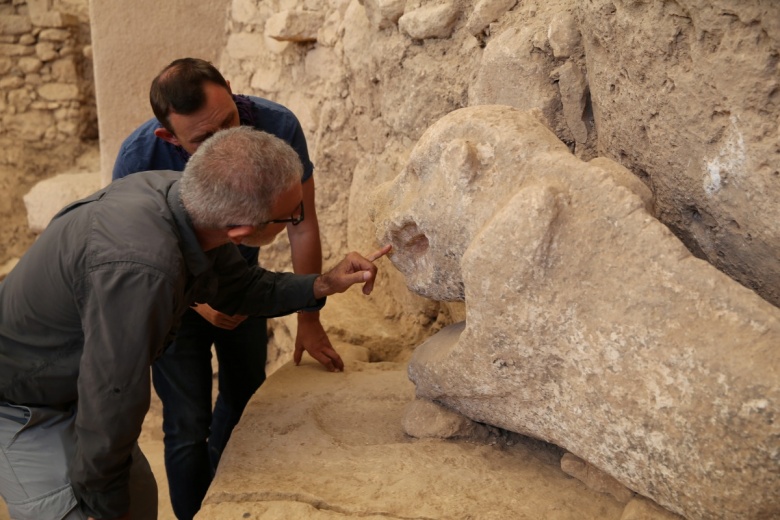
xmin=372 ymin=105 xmax=780 ymax=520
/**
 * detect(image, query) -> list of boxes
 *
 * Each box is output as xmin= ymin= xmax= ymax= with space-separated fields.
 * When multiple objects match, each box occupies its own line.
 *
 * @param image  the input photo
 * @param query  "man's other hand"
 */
xmin=294 ymin=311 xmax=344 ymax=372
xmin=191 ymin=303 xmax=248 ymax=330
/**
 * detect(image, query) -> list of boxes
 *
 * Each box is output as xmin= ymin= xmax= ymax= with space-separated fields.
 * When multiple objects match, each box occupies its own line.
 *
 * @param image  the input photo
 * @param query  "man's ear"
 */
xmin=226 ymin=225 xmax=254 ymax=245
xmin=154 ymin=127 xmax=180 ymax=146
xmin=226 ymin=79 xmax=232 ymax=94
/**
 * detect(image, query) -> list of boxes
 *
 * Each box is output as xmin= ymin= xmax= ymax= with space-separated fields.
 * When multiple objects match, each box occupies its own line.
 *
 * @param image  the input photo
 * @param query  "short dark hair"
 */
xmin=149 ymin=57 xmax=230 ymax=133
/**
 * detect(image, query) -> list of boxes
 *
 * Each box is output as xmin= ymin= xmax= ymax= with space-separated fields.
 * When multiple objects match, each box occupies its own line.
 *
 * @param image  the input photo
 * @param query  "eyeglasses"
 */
xmin=227 ymin=201 xmax=304 ymax=229
xmin=264 ymin=200 xmax=304 ymax=226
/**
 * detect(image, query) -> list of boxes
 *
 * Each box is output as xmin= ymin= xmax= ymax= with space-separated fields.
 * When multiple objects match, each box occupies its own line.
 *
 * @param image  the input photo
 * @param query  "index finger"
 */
xmin=365 ymin=244 xmax=393 ymax=262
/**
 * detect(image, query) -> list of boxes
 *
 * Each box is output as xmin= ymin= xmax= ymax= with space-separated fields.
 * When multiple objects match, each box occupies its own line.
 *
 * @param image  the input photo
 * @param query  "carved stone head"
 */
xmin=372 ymin=105 xmax=567 ymax=301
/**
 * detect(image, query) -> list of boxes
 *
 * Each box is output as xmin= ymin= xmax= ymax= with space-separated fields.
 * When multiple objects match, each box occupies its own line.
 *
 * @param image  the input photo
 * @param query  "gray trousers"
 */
xmin=0 ymin=403 xmax=157 ymax=520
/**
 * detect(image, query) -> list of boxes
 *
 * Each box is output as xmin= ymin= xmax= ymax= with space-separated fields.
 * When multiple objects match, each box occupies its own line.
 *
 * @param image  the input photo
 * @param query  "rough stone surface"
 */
xmin=579 ymin=0 xmax=780 ymax=307
xmin=362 ymin=0 xmax=404 ymax=30
xmin=23 ymin=171 xmax=100 ymax=232
xmin=198 ymin=344 xmax=626 ymax=519
xmin=561 ymin=453 xmax=635 ymax=504
xmin=621 ymin=496 xmax=685 ymax=520
xmin=548 ymin=10 xmax=579 ymax=58
xmin=265 ymin=9 xmax=323 ymax=42
xmin=0 ymin=14 xmax=32 ymax=35
xmin=556 ymin=60 xmax=589 ymax=143
xmin=398 ymin=2 xmax=459 ymax=40
xmin=0 ymin=0 xmax=94 ymax=171
xmin=469 ymin=24 xmax=566 ymax=143
xmin=372 ymin=106 xmax=780 ymax=520
xmin=402 ymin=395 xmax=490 ymax=440
xmin=465 ymin=0 xmax=517 ymax=36
xmin=38 ymin=82 xmax=79 ymax=100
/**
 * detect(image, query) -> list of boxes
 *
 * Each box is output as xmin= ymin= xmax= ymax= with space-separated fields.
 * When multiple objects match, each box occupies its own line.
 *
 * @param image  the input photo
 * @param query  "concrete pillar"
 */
xmin=89 ymin=0 xmax=231 ymax=185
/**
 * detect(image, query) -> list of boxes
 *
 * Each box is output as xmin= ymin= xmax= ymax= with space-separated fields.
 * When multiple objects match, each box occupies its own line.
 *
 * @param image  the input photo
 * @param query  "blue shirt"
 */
xmin=112 ymin=95 xmax=314 ymax=265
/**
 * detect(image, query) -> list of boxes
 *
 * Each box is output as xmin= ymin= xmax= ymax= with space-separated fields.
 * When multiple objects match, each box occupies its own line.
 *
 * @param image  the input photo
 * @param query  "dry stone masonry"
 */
xmin=0 ymin=0 xmax=95 ymax=167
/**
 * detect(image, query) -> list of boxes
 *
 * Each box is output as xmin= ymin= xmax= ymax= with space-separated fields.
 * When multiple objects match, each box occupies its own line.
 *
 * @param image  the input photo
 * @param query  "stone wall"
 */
xmin=213 ymin=0 xmax=780 ymax=365
xmin=0 ymin=0 xmax=95 ymax=169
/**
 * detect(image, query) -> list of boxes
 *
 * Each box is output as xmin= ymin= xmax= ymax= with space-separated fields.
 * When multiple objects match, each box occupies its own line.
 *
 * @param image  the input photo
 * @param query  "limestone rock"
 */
xmin=362 ymin=0 xmax=405 ymax=30
xmin=199 ymin=347 xmax=625 ymax=519
xmin=51 ymin=56 xmax=78 ymax=82
xmin=0 ymin=43 xmax=34 ymax=56
xmin=230 ymin=0 xmax=264 ymax=26
xmin=38 ymin=28 xmax=70 ymax=42
xmin=465 ymin=0 xmax=517 ymax=36
xmin=621 ymin=496 xmax=685 ymax=520
xmin=37 ymin=82 xmax=79 ymax=101
xmin=402 ymin=393 xmax=489 ymax=440
xmin=588 ymin=157 xmax=653 ymax=214
xmin=469 ymin=25 xmax=560 ymax=128
xmin=35 ymin=41 xmax=57 ymax=61
xmin=23 ymin=172 xmax=100 ymax=233
xmin=548 ymin=11 xmax=580 ymax=59
xmin=373 ymin=105 xmax=780 ymax=520
xmin=8 ymin=88 xmax=33 ymax=112
xmin=17 ymin=56 xmax=43 ymax=74
xmin=0 ymin=15 xmax=32 ymax=35
xmin=4 ymin=110 xmax=54 ymax=141
xmin=561 ymin=453 xmax=634 ymax=504
xmin=579 ymin=0 xmax=780 ymax=307
xmin=265 ymin=10 xmax=323 ymax=43
xmin=0 ymin=75 xmax=23 ymax=89
xmin=398 ymin=2 xmax=459 ymax=40
xmin=224 ymin=32 xmax=264 ymax=60
xmin=555 ymin=61 xmax=589 ymax=143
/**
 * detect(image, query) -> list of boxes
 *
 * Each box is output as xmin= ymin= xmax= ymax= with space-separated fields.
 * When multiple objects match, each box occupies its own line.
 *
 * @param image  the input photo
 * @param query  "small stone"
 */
xmin=24 ymin=172 xmax=101 ymax=232
xmin=0 ymin=75 xmax=23 ymax=89
xmin=37 ymin=82 xmax=79 ymax=101
xmin=465 ymin=0 xmax=517 ymax=36
xmin=398 ymin=2 xmax=459 ymax=40
xmin=50 ymin=56 xmax=77 ymax=82
xmin=38 ymin=28 xmax=70 ymax=42
xmin=265 ymin=10 xmax=323 ymax=43
xmin=548 ymin=12 xmax=580 ymax=59
xmin=620 ymin=495 xmax=685 ymax=520
xmin=0 ymin=14 xmax=32 ymax=35
xmin=363 ymin=0 xmax=405 ymax=30
xmin=8 ymin=87 xmax=32 ymax=111
xmin=561 ymin=453 xmax=635 ymax=503
xmin=225 ymin=32 xmax=264 ymax=60
xmin=35 ymin=41 xmax=57 ymax=61
xmin=556 ymin=61 xmax=589 ymax=143
xmin=402 ymin=394 xmax=487 ymax=439
xmin=17 ymin=55 xmax=42 ymax=73
xmin=0 ymin=56 xmax=12 ymax=74
xmin=0 ymin=42 xmax=33 ymax=56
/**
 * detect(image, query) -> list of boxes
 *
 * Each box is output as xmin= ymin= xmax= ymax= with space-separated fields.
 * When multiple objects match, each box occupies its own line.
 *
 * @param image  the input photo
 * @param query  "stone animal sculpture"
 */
xmin=372 ymin=105 xmax=779 ymax=520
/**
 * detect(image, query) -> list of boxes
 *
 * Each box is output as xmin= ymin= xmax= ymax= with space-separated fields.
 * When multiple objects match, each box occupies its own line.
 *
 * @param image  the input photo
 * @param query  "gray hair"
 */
xmin=180 ymin=126 xmax=303 ymax=228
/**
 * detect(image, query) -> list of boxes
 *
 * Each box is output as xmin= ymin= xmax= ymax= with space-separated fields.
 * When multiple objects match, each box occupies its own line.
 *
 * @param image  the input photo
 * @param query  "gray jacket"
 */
xmin=0 ymin=171 xmax=321 ymax=518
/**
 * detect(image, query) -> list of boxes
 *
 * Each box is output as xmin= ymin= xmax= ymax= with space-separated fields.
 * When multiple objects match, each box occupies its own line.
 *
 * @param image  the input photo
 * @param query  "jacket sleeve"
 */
xmin=206 ymin=244 xmax=324 ymax=317
xmin=71 ymin=264 xmax=177 ymax=519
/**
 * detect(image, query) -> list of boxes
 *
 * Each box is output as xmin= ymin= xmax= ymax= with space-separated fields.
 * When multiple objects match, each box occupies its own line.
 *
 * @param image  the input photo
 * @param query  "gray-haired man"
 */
xmin=0 ymin=126 xmax=390 ymax=520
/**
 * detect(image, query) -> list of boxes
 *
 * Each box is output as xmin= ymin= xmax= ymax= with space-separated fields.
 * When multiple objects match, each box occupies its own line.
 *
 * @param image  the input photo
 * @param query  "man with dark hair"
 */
xmin=0 ymin=126 xmax=389 ymax=520
xmin=113 ymin=58 xmax=337 ymax=518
